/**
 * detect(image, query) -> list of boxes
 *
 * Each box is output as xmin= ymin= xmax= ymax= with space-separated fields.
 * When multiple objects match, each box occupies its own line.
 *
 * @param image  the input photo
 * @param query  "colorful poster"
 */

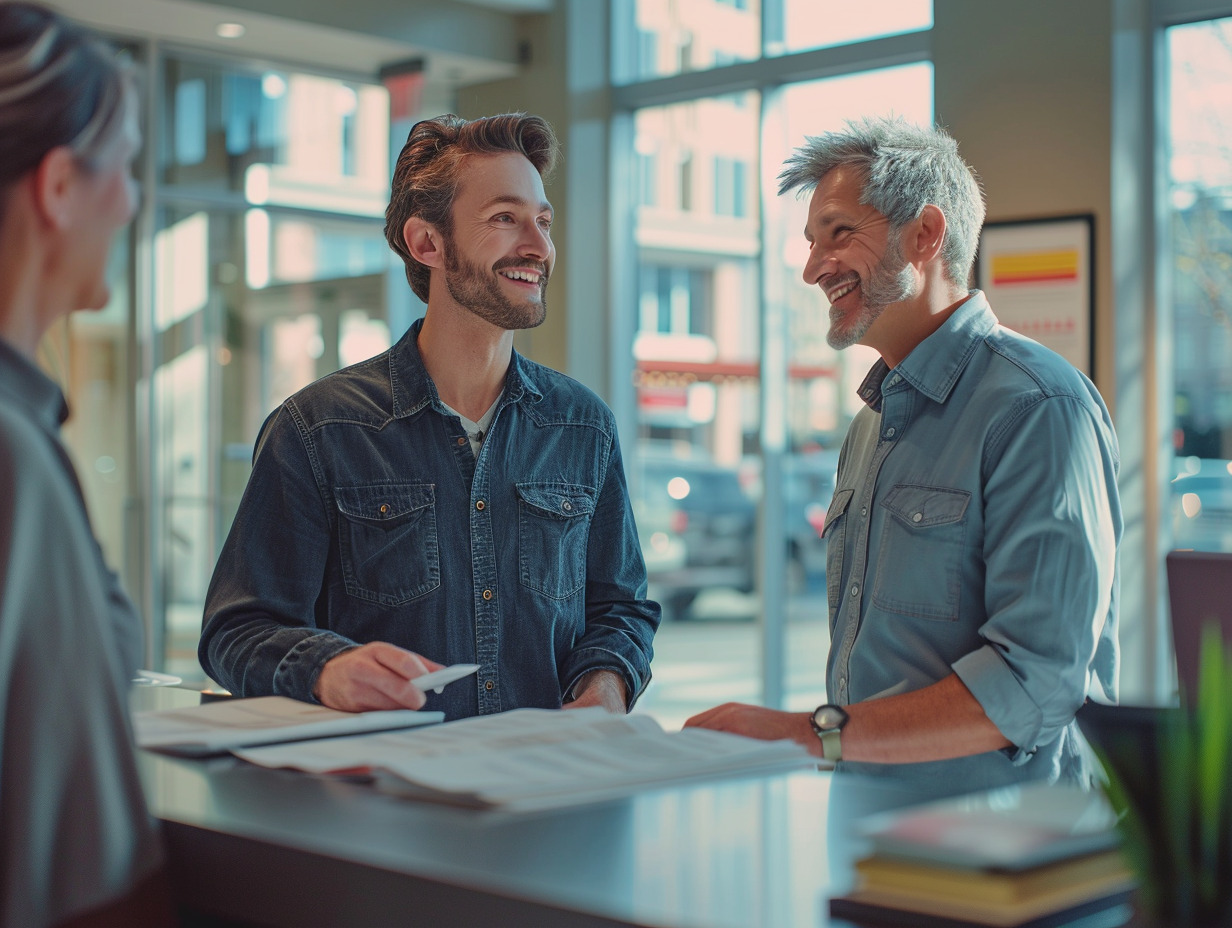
xmin=977 ymin=215 xmax=1094 ymax=376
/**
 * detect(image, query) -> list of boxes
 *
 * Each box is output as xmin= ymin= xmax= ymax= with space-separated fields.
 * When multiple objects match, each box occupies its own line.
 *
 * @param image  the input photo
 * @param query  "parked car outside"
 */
xmin=632 ymin=448 xmax=756 ymax=620
xmin=1171 ymin=457 xmax=1232 ymax=551
xmin=631 ymin=446 xmax=839 ymax=619
xmin=782 ymin=450 xmax=839 ymax=594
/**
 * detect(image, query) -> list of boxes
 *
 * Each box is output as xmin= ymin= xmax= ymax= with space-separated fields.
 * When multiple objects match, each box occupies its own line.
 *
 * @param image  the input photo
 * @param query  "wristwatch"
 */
xmin=809 ymin=703 xmax=849 ymax=761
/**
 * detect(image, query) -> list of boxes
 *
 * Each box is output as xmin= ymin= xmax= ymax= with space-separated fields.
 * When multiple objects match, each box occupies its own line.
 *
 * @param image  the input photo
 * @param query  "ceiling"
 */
xmin=52 ymin=0 xmax=554 ymax=90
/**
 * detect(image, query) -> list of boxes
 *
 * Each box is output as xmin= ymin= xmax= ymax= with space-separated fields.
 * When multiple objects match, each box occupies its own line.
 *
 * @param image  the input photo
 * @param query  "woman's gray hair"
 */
xmin=0 ymin=3 xmax=134 ymax=190
xmin=778 ymin=116 xmax=986 ymax=287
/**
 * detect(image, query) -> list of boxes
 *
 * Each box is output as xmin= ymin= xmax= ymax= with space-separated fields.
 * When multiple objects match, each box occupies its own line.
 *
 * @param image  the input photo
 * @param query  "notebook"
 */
xmin=1165 ymin=549 xmax=1232 ymax=699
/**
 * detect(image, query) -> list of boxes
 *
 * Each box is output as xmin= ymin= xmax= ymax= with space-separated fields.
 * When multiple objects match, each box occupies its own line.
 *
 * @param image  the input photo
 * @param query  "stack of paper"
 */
xmin=828 ymin=782 xmax=1135 ymax=928
xmin=234 ymin=706 xmax=816 ymax=812
xmin=134 ymin=695 xmax=443 ymax=757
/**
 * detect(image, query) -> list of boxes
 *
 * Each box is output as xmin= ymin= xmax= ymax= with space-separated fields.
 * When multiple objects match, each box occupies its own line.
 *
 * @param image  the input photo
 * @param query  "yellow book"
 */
xmin=855 ymin=849 xmax=1133 ymax=907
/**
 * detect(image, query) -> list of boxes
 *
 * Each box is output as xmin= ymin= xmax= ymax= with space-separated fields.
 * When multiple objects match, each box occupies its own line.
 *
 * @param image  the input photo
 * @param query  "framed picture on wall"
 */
xmin=975 ymin=214 xmax=1095 ymax=378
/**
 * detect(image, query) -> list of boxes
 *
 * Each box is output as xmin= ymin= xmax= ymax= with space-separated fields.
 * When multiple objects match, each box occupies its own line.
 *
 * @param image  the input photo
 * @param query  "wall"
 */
xmin=934 ymin=0 xmax=1115 ymax=407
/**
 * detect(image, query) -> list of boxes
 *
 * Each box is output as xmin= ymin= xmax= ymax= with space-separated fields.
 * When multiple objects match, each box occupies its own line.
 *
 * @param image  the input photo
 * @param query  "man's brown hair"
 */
xmin=384 ymin=112 xmax=559 ymax=302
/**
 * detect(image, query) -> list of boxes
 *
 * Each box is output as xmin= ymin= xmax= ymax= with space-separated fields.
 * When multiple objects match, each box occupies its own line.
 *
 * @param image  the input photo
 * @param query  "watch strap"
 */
xmin=819 ymin=728 xmax=842 ymax=761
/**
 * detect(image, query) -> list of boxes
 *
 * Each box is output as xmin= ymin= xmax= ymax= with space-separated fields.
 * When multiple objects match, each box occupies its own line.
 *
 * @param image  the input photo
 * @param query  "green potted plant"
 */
xmin=1080 ymin=626 xmax=1232 ymax=927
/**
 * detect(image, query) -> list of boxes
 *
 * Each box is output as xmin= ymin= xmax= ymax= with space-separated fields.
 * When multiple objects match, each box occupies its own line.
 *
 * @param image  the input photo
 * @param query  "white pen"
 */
xmin=413 ymin=663 xmax=481 ymax=694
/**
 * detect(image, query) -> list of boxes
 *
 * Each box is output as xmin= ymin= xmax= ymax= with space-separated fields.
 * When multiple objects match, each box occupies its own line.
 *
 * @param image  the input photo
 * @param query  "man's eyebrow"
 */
xmin=803 ymin=210 xmax=844 ymax=240
xmin=479 ymin=194 xmax=553 ymax=214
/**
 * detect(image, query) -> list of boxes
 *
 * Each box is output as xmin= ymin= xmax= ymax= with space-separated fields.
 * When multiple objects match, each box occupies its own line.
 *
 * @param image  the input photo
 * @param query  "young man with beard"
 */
xmin=200 ymin=114 xmax=659 ymax=719
xmin=686 ymin=118 xmax=1120 ymax=797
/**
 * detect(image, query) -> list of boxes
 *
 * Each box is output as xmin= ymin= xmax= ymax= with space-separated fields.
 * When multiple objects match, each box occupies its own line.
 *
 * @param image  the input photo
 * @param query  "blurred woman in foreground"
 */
xmin=0 ymin=4 xmax=173 ymax=925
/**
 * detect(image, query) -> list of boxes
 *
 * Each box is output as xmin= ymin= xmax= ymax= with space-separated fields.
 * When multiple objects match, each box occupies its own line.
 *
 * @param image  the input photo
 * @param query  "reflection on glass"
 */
xmin=150 ymin=204 xmax=390 ymax=679
xmin=162 ymin=57 xmax=388 ymax=216
xmin=617 ymin=0 xmax=761 ymax=83
xmin=1167 ymin=17 xmax=1232 ymax=553
xmin=768 ymin=0 xmax=931 ymax=57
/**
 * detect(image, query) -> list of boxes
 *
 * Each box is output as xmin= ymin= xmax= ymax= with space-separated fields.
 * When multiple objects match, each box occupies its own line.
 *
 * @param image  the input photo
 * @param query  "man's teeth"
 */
xmin=501 ymin=269 xmax=540 ymax=283
xmin=829 ymin=281 xmax=857 ymax=301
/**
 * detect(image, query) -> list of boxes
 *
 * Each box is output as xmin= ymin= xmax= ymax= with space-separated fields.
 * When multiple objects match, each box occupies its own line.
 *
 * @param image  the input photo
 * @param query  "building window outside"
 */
xmin=1167 ymin=14 xmax=1232 ymax=554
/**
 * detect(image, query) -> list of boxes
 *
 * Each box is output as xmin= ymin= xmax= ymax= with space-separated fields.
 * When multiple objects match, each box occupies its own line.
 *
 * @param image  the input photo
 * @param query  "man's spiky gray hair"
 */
xmin=778 ymin=116 xmax=986 ymax=287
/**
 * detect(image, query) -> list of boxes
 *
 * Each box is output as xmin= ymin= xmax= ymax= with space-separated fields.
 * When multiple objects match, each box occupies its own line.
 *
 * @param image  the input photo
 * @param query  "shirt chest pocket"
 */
xmin=516 ymin=483 xmax=597 ymax=600
xmin=823 ymin=488 xmax=855 ymax=621
xmin=335 ymin=483 xmax=440 ymax=606
xmin=872 ymin=485 xmax=970 ymax=622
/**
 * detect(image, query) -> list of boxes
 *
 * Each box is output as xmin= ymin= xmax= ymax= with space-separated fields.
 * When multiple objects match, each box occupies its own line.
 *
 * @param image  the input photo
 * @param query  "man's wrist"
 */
xmin=568 ymin=669 xmax=627 ymax=704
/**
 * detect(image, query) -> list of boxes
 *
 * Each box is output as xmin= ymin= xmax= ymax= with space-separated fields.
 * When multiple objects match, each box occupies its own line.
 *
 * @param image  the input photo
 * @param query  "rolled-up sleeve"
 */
xmin=954 ymin=394 xmax=1120 ymax=762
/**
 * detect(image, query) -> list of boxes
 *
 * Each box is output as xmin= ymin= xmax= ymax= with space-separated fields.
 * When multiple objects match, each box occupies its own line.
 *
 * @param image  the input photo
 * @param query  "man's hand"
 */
xmin=563 ymin=670 xmax=628 ymax=714
xmin=313 ymin=642 xmax=444 ymax=712
xmin=684 ymin=703 xmax=821 ymax=757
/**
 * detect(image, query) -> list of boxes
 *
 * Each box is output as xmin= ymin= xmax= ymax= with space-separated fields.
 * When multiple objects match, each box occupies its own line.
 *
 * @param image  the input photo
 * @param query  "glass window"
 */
xmin=614 ymin=0 xmax=762 ymax=84
xmin=767 ymin=0 xmax=932 ymax=57
xmin=630 ymin=93 xmax=761 ymax=636
xmin=1166 ymin=16 xmax=1232 ymax=553
xmin=162 ymin=57 xmax=388 ymax=217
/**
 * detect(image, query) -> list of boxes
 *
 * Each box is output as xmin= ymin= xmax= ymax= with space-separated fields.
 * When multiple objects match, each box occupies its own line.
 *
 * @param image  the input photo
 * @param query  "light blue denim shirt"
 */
xmin=824 ymin=291 xmax=1120 ymax=795
xmin=200 ymin=319 xmax=660 ymax=719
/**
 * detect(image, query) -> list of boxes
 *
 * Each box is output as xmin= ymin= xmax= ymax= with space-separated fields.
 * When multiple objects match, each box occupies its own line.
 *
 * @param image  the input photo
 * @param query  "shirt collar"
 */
xmin=0 ymin=338 xmax=69 ymax=432
xmin=856 ymin=290 xmax=998 ymax=411
xmin=387 ymin=316 xmax=544 ymax=418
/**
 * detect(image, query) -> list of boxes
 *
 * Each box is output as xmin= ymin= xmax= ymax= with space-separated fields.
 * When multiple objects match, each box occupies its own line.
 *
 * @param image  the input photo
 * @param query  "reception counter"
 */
xmin=133 ymin=687 xmax=931 ymax=927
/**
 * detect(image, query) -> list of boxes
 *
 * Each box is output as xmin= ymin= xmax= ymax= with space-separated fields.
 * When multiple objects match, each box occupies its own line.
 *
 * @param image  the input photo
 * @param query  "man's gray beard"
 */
xmin=443 ymin=243 xmax=547 ymax=331
xmin=826 ymin=230 xmax=918 ymax=351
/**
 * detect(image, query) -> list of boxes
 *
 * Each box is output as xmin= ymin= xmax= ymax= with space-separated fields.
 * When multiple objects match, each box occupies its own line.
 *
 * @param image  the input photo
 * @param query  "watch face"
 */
xmin=813 ymin=705 xmax=848 ymax=731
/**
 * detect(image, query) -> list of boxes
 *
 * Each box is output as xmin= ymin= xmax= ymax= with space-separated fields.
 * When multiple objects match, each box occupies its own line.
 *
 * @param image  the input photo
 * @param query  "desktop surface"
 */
xmin=132 ymin=687 xmax=951 ymax=927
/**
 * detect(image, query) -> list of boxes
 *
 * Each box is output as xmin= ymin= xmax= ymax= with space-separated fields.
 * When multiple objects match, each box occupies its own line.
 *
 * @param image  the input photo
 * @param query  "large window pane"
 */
xmin=767 ymin=0 xmax=931 ymax=57
xmin=630 ymin=93 xmax=761 ymax=630
xmin=162 ymin=57 xmax=388 ymax=216
xmin=1167 ymin=17 xmax=1232 ymax=553
xmin=614 ymin=0 xmax=761 ymax=84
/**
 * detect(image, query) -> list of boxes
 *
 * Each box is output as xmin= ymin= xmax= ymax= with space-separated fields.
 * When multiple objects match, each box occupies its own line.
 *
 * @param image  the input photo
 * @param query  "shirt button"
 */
xmin=884 ymin=427 xmax=896 ymax=438
xmin=457 ymin=437 xmax=466 ymax=446
xmin=562 ymin=501 xmax=572 ymax=512
xmin=484 ymin=680 xmax=495 ymax=691
xmin=850 ymin=583 xmax=860 ymax=597
xmin=476 ymin=500 xmax=485 ymax=511
xmin=379 ymin=504 xmax=389 ymax=515
xmin=482 ymin=589 xmax=493 ymax=601
xmin=860 ymin=507 xmax=867 ymax=517
xmin=912 ymin=512 xmax=923 ymax=523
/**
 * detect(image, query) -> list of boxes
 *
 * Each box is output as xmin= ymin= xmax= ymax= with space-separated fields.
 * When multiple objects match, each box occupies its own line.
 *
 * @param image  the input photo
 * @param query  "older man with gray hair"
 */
xmin=687 ymin=117 xmax=1120 ymax=797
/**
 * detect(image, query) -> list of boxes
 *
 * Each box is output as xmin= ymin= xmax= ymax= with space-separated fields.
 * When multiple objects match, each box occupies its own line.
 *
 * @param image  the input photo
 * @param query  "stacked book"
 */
xmin=828 ymin=782 xmax=1136 ymax=928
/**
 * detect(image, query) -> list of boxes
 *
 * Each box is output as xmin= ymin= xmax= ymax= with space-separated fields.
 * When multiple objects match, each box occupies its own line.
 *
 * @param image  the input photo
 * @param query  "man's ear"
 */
xmin=906 ymin=204 xmax=947 ymax=266
xmin=404 ymin=217 xmax=445 ymax=270
xmin=31 ymin=147 xmax=79 ymax=232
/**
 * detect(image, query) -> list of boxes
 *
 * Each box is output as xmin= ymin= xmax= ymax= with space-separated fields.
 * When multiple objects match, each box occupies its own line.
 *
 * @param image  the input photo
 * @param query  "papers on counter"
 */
xmin=235 ymin=706 xmax=816 ymax=813
xmin=134 ymin=695 xmax=444 ymax=757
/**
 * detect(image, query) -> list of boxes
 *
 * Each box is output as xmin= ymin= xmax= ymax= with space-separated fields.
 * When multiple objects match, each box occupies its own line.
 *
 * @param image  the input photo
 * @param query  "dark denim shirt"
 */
xmin=200 ymin=320 xmax=660 ymax=719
